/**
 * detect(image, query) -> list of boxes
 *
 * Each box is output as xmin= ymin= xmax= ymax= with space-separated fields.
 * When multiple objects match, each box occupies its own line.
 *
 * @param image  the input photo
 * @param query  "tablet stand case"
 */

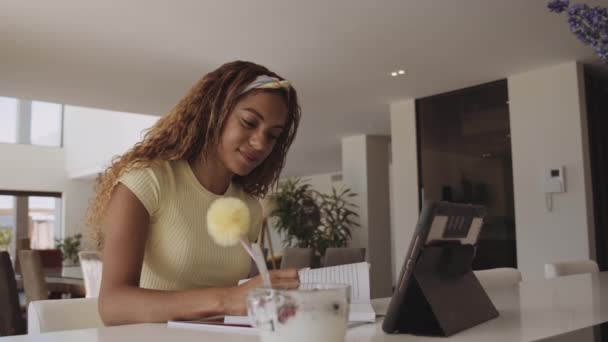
xmin=394 ymin=244 xmax=499 ymax=336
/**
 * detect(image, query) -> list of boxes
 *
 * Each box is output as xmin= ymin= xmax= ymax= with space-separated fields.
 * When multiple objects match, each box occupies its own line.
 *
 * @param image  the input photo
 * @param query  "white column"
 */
xmin=16 ymin=100 xmax=31 ymax=145
xmin=341 ymin=135 xmax=392 ymax=298
xmin=15 ymin=196 xmax=29 ymax=264
xmin=389 ymin=99 xmax=419 ymax=285
xmin=508 ymin=61 xmax=594 ymax=280
xmin=61 ymin=179 xmax=95 ymax=239
xmin=54 ymin=197 xmax=63 ymax=241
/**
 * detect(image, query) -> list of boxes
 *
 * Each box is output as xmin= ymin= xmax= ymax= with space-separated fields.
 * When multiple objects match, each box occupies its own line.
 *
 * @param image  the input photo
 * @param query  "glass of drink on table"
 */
xmin=247 ymin=283 xmax=350 ymax=342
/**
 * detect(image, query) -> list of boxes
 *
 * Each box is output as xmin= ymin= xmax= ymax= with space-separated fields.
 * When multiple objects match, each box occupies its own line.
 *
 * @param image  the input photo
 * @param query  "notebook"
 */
xmin=224 ymin=262 xmax=376 ymax=325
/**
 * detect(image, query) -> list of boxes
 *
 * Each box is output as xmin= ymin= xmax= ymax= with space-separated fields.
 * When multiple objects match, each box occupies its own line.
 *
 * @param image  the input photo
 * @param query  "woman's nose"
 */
xmin=249 ymin=131 xmax=268 ymax=151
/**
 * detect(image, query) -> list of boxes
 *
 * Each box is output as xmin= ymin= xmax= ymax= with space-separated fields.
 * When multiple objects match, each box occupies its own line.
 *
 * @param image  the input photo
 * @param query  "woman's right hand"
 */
xmin=223 ymin=268 xmax=300 ymax=316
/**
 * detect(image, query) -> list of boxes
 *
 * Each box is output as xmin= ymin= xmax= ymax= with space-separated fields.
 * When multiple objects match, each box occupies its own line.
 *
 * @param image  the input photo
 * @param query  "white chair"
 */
xmin=27 ymin=298 xmax=104 ymax=334
xmin=323 ymin=247 xmax=366 ymax=267
xmin=544 ymin=260 xmax=599 ymax=279
xmin=78 ymin=251 xmax=103 ymax=298
xmin=280 ymin=248 xmax=314 ymax=269
xmin=473 ymin=268 xmax=522 ymax=289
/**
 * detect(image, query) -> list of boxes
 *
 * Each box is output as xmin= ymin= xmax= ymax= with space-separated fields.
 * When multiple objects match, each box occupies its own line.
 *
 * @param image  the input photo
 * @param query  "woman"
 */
xmin=87 ymin=61 xmax=301 ymax=325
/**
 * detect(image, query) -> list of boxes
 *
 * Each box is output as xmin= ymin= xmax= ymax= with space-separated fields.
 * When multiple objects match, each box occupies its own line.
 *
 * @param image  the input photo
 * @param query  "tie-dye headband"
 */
xmin=240 ymin=75 xmax=291 ymax=95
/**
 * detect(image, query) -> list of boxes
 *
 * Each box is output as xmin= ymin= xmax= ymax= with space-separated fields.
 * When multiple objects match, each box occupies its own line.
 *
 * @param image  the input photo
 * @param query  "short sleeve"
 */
xmin=118 ymin=166 xmax=162 ymax=216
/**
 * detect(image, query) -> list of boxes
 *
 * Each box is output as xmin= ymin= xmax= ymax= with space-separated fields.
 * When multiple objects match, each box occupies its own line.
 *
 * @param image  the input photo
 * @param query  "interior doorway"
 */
xmin=416 ymin=79 xmax=516 ymax=269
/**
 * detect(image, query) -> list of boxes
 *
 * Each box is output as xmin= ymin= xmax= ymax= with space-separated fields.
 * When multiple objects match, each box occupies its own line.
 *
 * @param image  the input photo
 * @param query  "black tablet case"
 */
xmin=391 ymin=243 xmax=499 ymax=336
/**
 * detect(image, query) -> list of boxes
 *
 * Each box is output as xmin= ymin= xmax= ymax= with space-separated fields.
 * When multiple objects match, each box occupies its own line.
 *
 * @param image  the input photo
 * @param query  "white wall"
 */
xmin=0 ymin=143 xmax=95 ymax=240
xmin=304 ymin=171 xmax=344 ymax=195
xmin=62 ymin=178 xmax=96 ymax=239
xmin=389 ymin=62 xmax=594 ymax=281
xmin=0 ymin=143 xmax=66 ymax=192
xmin=342 ymin=135 xmax=392 ymax=298
xmin=63 ymin=105 xmax=158 ymax=178
xmin=1 ymin=105 xmax=156 ymax=243
xmin=508 ymin=62 xmax=593 ymax=279
xmin=388 ymin=99 xmax=420 ymax=284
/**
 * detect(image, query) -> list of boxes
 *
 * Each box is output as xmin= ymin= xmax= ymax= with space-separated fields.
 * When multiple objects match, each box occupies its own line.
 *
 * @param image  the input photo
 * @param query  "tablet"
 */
xmin=382 ymin=200 xmax=486 ymax=334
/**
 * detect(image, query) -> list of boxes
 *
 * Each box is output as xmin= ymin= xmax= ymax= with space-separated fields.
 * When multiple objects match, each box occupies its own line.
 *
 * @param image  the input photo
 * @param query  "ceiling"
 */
xmin=0 ymin=0 xmax=601 ymax=176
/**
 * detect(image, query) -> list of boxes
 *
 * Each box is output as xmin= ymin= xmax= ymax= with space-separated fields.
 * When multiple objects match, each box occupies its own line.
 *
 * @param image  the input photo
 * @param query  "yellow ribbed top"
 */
xmin=118 ymin=160 xmax=262 ymax=291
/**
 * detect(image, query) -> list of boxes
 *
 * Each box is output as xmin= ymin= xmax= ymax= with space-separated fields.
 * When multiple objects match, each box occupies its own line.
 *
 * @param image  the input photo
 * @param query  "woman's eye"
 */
xmin=241 ymin=119 xmax=255 ymax=128
xmin=267 ymin=133 xmax=279 ymax=141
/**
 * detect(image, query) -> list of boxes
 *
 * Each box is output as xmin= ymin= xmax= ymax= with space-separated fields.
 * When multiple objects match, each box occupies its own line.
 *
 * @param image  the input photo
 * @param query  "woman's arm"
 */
xmin=98 ymin=184 xmax=298 ymax=326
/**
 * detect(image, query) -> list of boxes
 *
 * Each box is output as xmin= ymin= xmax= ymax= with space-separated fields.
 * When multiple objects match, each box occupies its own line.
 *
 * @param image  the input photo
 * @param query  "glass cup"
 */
xmin=247 ymin=283 xmax=351 ymax=342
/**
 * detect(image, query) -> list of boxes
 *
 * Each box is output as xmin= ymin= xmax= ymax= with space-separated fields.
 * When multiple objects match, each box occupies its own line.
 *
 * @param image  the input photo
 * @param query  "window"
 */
xmin=0 ymin=96 xmax=63 ymax=147
xmin=0 ymin=96 xmax=18 ymax=144
xmin=31 ymin=101 xmax=63 ymax=147
xmin=29 ymin=196 xmax=60 ymax=249
xmin=0 ymin=191 xmax=62 ymax=259
xmin=0 ymin=195 xmax=15 ymax=252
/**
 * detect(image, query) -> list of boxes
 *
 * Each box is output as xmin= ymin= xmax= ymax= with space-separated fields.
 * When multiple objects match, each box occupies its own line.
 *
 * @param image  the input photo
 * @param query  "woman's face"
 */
xmin=217 ymin=91 xmax=288 ymax=176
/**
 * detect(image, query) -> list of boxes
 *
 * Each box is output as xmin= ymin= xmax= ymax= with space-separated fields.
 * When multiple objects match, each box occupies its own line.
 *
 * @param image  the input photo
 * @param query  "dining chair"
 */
xmin=280 ymin=248 xmax=314 ymax=269
xmin=322 ymin=247 xmax=366 ymax=267
xmin=473 ymin=267 xmax=522 ymax=289
xmin=78 ymin=251 xmax=102 ymax=298
xmin=36 ymin=249 xmax=63 ymax=269
xmin=13 ymin=238 xmax=31 ymax=275
xmin=544 ymin=259 xmax=599 ymax=279
xmin=0 ymin=251 xmax=26 ymax=336
xmin=18 ymin=250 xmax=49 ymax=305
xmin=27 ymin=298 xmax=104 ymax=334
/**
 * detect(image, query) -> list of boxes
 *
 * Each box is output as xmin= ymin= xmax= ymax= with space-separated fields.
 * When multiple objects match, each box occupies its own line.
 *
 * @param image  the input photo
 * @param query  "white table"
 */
xmin=58 ymin=266 xmax=84 ymax=280
xmin=4 ymin=272 xmax=608 ymax=341
xmin=15 ymin=266 xmax=85 ymax=298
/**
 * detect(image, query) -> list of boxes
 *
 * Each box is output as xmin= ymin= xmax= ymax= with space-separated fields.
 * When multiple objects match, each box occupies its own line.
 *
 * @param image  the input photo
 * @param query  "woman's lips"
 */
xmin=239 ymin=150 xmax=259 ymax=165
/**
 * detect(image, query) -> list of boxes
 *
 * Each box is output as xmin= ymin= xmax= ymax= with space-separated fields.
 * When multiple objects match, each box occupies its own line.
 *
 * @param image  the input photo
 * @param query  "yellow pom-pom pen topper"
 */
xmin=207 ymin=197 xmax=271 ymax=288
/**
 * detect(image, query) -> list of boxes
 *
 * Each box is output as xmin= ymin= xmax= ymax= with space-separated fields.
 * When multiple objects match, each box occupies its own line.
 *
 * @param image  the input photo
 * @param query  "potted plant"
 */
xmin=269 ymin=178 xmax=359 ymax=265
xmin=0 ymin=227 xmax=11 ymax=252
xmin=55 ymin=233 xmax=83 ymax=266
xmin=270 ymin=178 xmax=321 ymax=251
xmin=315 ymin=187 xmax=360 ymax=256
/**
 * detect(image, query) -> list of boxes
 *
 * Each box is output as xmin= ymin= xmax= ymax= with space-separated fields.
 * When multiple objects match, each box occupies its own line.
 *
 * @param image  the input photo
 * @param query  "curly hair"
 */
xmin=86 ymin=61 xmax=301 ymax=249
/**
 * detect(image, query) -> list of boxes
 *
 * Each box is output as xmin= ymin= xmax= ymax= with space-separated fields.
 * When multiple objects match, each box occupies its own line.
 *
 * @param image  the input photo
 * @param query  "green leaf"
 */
xmin=269 ymin=180 xmax=360 ymax=258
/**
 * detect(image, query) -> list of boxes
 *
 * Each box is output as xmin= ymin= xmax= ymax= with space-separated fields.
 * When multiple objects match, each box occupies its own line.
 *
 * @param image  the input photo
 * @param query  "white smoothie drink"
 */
xmin=248 ymin=284 xmax=350 ymax=342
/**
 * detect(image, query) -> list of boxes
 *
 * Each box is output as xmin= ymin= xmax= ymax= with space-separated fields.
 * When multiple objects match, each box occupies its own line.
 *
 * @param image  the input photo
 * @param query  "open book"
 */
xmin=225 ymin=262 xmax=376 ymax=325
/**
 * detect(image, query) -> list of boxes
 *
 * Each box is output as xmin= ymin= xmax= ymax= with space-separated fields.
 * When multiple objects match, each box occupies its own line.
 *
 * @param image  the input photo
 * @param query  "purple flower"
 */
xmin=549 ymin=1 xmax=608 ymax=63
xmin=548 ymin=0 xmax=570 ymax=13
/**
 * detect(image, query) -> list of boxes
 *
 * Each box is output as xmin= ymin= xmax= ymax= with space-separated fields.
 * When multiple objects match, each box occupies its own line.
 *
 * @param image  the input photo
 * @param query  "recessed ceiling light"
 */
xmin=390 ymin=69 xmax=406 ymax=77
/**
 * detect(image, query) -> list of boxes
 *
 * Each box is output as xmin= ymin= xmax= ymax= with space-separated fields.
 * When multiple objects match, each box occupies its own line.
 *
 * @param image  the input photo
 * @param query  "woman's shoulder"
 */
xmin=119 ymin=160 xmax=184 ymax=190
xmin=123 ymin=159 xmax=180 ymax=176
xmin=117 ymin=160 xmax=181 ymax=216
